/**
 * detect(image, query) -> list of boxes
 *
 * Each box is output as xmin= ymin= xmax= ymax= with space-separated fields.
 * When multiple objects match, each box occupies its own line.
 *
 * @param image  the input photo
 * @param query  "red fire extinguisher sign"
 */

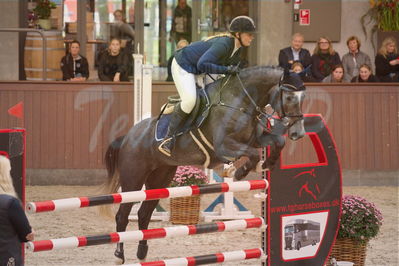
xmin=299 ymin=9 xmax=310 ymax=25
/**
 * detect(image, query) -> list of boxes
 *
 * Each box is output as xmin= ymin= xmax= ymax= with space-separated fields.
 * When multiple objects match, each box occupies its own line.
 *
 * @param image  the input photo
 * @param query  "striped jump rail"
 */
xmin=26 ymin=179 xmax=268 ymax=213
xmin=126 ymin=248 xmax=265 ymax=266
xmin=26 ymin=218 xmax=265 ymax=252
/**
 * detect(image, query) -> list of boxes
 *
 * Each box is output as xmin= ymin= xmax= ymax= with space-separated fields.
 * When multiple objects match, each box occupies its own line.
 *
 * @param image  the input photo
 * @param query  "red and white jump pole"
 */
xmin=126 ymin=248 xmax=265 ymax=266
xmin=26 ymin=218 xmax=265 ymax=252
xmin=26 ymin=180 xmax=268 ymax=213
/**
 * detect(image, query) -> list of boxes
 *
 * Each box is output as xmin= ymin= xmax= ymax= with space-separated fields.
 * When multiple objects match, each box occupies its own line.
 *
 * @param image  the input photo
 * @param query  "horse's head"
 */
xmin=216 ymin=66 xmax=305 ymax=140
xmin=269 ymin=71 xmax=306 ymax=141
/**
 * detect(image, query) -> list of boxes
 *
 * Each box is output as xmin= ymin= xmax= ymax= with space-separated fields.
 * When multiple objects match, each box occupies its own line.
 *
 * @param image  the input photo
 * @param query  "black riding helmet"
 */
xmin=229 ymin=16 xmax=256 ymax=48
xmin=229 ymin=16 xmax=256 ymax=34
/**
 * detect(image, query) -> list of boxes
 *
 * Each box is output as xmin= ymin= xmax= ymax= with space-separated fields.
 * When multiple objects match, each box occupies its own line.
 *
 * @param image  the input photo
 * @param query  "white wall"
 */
xmin=0 ymin=1 xmax=20 ymax=80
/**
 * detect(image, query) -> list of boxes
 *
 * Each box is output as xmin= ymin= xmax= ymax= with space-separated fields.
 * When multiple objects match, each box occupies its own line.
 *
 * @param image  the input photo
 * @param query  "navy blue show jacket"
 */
xmin=174 ymin=36 xmax=241 ymax=75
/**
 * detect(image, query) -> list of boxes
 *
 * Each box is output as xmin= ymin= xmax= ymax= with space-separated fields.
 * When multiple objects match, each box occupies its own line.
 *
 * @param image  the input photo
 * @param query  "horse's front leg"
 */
xmin=213 ymin=137 xmax=259 ymax=180
xmin=232 ymin=147 xmax=261 ymax=180
xmin=262 ymin=136 xmax=285 ymax=171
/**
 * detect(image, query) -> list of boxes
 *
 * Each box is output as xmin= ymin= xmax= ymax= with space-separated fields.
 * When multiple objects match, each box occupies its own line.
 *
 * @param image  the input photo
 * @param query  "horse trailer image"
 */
xmin=284 ymin=219 xmax=320 ymax=250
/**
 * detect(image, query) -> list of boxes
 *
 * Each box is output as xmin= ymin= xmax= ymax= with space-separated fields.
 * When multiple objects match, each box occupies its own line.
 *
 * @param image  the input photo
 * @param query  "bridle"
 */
xmin=213 ymin=72 xmax=305 ymax=133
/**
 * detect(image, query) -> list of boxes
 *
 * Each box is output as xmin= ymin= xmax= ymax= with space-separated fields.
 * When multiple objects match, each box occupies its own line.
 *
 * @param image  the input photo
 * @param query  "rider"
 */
xmin=159 ymin=16 xmax=256 ymax=156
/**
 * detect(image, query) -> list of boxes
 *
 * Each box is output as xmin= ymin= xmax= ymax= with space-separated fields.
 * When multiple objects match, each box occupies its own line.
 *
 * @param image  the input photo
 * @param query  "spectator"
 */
xmin=111 ymin=9 xmax=135 ymax=54
xmin=278 ymin=33 xmax=311 ymax=72
xmin=342 ymin=36 xmax=372 ymax=81
xmin=375 ymin=36 xmax=399 ymax=82
xmin=0 ymin=155 xmax=34 ymax=266
xmin=112 ymin=9 xmax=135 ymax=75
xmin=166 ymin=39 xmax=189 ymax=82
xmin=61 ymin=40 xmax=89 ymax=81
xmin=322 ymin=64 xmax=349 ymax=83
xmin=290 ymin=61 xmax=315 ymax=82
xmin=98 ymin=38 xmax=130 ymax=82
xmin=311 ymin=36 xmax=341 ymax=82
xmin=351 ymin=64 xmax=379 ymax=82
xmin=171 ymin=0 xmax=192 ymax=43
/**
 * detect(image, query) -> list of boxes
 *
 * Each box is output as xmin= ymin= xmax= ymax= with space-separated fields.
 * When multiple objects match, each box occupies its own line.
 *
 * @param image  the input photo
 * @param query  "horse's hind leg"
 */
xmin=114 ymin=162 xmax=151 ymax=264
xmin=114 ymin=202 xmax=134 ymax=264
xmin=136 ymin=165 xmax=177 ymax=260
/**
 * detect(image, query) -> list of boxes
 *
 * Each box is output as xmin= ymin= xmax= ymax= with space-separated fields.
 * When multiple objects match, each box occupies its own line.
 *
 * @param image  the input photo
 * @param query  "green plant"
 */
xmin=338 ymin=195 xmax=383 ymax=244
xmin=33 ymin=0 xmax=56 ymax=20
xmin=170 ymin=166 xmax=209 ymax=187
xmin=361 ymin=0 xmax=399 ymax=38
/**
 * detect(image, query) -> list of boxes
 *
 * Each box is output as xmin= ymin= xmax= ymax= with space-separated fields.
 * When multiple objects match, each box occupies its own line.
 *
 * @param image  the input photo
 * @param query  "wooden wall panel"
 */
xmin=0 ymin=82 xmax=397 ymax=171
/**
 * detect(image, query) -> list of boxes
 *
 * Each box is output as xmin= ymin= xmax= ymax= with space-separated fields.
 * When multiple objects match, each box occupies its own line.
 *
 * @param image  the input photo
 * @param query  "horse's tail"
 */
xmin=99 ymin=135 xmax=125 ymax=218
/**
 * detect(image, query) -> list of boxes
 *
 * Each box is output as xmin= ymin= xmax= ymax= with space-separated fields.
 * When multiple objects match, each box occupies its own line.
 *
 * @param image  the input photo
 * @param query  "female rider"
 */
xmin=159 ymin=16 xmax=256 ymax=156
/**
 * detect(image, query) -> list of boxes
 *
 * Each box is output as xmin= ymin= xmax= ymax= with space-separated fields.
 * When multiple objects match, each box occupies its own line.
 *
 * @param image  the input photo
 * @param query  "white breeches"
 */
xmin=171 ymin=58 xmax=197 ymax=114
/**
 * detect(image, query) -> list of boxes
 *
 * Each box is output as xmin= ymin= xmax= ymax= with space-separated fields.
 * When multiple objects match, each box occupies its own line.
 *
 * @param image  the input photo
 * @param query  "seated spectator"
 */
xmin=290 ymin=61 xmax=315 ymax=82
xmin=98 ymin=38 xmax=130 ymax=82
xmin=166 ymin=39 xmax=189 ymax=81
xmin=311 ymin=36 xmax=341 ymax=82
xmin=375 ymin=36 xmax=399 ymax=82
xmin=342 ymin=35 xmax=371 ymax=81
xmin=278 ymin=33 xmax=311 ymax=72
xmin=60 ymin=40 xmax=89 ymax=81
xmin=322 ymin=64 xmax=349 ymax=83
xmin=351 ymin=64 xmax=379 ymax=82
xmin=0 ymin=155 xmax=34 ymax=266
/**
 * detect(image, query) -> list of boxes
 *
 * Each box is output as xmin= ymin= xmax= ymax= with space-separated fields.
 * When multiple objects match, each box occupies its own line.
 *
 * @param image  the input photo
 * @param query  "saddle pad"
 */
xmin=155 ymin=114 xmax=172 ymax=141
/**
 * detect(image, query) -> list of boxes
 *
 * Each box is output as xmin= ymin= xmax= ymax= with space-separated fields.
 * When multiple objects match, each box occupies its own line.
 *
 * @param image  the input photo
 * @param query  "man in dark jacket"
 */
xmin=278 ymin=33 xmax=311 ymax=72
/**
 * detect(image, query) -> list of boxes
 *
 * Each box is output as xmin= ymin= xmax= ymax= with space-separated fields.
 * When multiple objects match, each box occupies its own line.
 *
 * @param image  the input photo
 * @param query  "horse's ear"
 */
xmin=279 ymin=69 xmax=290 ymax=86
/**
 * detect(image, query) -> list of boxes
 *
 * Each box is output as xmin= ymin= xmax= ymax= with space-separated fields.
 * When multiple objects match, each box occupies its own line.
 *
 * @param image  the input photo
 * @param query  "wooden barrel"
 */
xmin=24 ymin=31 xmax=65 ymax=81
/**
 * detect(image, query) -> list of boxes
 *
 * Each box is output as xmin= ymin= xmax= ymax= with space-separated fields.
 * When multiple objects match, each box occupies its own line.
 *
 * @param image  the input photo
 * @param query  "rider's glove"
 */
xmin=226 ymin=65 xmax=240 ymax=75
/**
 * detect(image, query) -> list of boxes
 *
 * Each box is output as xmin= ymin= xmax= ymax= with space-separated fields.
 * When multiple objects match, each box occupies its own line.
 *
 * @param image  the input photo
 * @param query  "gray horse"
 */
xmin=103 ymin=66 xmax=306 ymax=263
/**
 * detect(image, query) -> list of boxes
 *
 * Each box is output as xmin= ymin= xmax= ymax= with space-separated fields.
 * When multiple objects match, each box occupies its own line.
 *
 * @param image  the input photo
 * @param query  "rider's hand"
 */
xmin=226 ymin=65 xmax=240 ymax=75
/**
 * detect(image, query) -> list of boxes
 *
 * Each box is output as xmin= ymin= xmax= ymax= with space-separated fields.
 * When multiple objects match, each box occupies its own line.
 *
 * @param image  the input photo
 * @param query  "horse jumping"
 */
xmin=103 ymin=66 xmax=306 ymax=262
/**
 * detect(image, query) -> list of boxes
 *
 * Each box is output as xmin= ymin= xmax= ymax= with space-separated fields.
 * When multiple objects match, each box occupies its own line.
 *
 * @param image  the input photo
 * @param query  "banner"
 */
xmin=264 ymin=114 xmax=341 ymax=266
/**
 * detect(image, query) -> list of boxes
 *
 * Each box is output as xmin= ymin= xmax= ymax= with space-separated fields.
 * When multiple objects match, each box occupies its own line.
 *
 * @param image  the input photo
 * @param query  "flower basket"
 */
xmin=169 ymin=166 xmax=209 ymax=225
xmin=329 ymin=195 xmax=383 ymax=266
xmin=330 ymin=238 xmax=367 ymax=266
xmin=170 ymin=195 xmax=201 ymax=224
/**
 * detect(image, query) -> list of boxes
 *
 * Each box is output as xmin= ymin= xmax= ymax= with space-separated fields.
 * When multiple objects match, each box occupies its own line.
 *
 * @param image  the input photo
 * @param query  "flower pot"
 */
xmin=170 ymin=196 xmax=200 ymax=225
xmin=330 ymin=238 xmax=367 ymax=266
xmin=38 ymin=19 xmax=52 ymax=30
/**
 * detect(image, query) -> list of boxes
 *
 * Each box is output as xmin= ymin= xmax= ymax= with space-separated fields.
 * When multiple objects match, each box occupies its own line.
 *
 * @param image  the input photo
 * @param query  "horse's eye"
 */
xmin=286 ymin=96 xmax=292 ymax=101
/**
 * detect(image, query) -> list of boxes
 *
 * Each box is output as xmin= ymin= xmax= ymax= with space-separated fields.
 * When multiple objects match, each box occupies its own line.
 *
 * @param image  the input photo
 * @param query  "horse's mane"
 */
xmin=240 ymin=65 xmax=284 ymax=83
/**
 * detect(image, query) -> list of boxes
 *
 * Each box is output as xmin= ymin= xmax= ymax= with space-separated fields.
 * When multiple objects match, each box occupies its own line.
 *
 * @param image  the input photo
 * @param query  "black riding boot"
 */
xmin=158 ymin=104 xmax=189 ymax=156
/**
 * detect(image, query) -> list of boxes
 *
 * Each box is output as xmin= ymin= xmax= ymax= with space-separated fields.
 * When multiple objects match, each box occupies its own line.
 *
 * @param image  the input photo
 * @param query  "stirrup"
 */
xmin=158 ymin=137 xmax=173 ymax=157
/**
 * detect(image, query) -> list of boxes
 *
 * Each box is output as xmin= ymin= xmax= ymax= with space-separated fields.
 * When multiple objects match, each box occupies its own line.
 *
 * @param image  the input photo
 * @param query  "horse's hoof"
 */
xmin=223 ymin=163 xmax=236 ymax=178
xmin=114 ymin=250 xmax=125 ymax=264
xmin=137 ymin=243 xmax=149 ymax=260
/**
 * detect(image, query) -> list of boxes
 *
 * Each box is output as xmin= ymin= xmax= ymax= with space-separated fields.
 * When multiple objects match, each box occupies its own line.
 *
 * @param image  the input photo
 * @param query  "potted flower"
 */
xmin=330 ymin=195 xmax=383 ymax=266
xmin=361 ymin=0 xmax=399 ymax=50
xmin=169 ymin=166 xmax=209 ymax=225
xmin=33 ymin=0 xmax=57 ymax=30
